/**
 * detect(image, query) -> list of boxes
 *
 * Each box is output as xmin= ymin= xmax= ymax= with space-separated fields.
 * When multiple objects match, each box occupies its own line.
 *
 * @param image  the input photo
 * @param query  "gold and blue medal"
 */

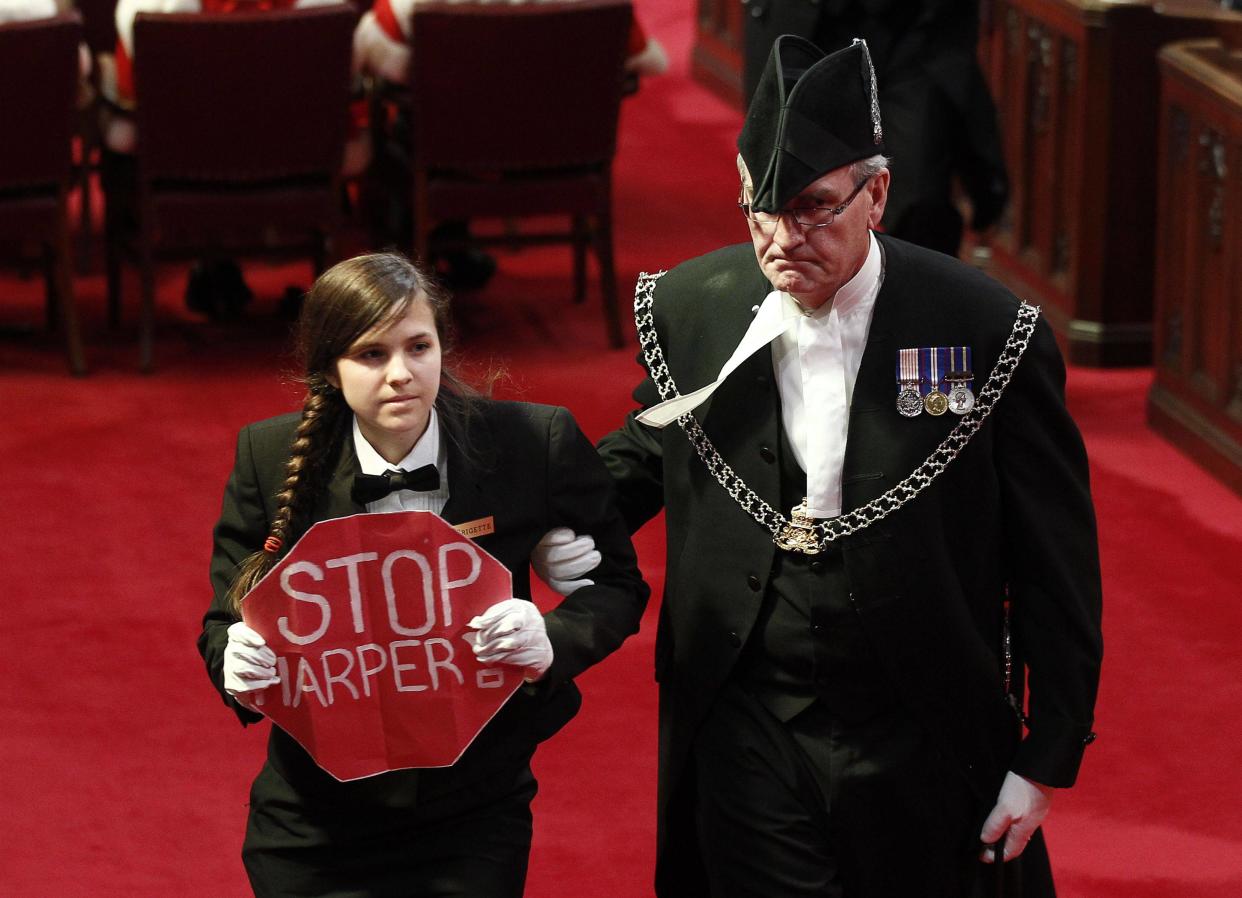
xmin=923 ymin=347 xmax=949 ymax=416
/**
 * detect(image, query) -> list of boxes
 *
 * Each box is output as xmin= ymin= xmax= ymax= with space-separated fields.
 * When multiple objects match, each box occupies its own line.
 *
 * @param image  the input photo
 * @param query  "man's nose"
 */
xmin=771 ymin=212 xmax=805 ymax=248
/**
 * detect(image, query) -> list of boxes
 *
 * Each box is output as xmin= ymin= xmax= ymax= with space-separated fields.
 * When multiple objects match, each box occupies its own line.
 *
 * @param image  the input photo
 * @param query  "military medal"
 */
xmin=945 ymin=346 xmax=975 ymax=415
xmin=923 ymin=347 xmax=949 ymax=416
xmin=948 ymin=381 xmax=975 ymax=414
xmin=775 ymin=498 xmax=822 ymax=555
xmin=895 ymin=348 xmax=923 ymax=417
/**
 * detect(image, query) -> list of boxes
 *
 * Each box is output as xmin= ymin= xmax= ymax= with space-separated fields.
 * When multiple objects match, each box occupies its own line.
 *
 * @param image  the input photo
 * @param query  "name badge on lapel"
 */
xmin=453 ymin=516 xmax=496 ymax=539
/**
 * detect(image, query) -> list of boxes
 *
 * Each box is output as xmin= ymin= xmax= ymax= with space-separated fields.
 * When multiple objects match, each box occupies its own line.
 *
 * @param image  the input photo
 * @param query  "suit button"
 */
xmin=756 ymin=373 xmax=769 ymax=385
xmin=810 ymin=561 xmax=824 ymax=574
xmin=811 ymin=624 xmax=825 ymax=634
xmin=728 ymin=631 xmax=742 ymax=647
xmin=759 ymin=446 xmax=776 ymax=464
xmin=747 ymin=575 xmax=762 ymax=592
xmin=1083 ymin=732 xmax=1098 ymax=746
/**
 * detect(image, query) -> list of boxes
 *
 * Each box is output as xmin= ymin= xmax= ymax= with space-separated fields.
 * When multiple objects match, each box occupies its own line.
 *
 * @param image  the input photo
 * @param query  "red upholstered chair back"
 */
xmin=407 ymin=0 xmax=632 ymax=172
xmin=0 ymin=14 xmax=82 ymax=193
xmin=131 ymin=5 xmax=356 ymax=184
xmin=105 ymin=5 xmax=356 ymax=371
xmin=399 ymin=0 xmax=633 ymax=348
xmin=0 ymin=14 xmax=88 ymax=375
xmin=75 ymin=0 xmax=118 ymax=54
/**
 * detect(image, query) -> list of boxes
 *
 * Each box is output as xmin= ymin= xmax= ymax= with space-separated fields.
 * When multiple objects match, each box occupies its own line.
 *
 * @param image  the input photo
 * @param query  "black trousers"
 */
xmin=242 ymin=757 xmax=537 ymax=898
xmin=691 ymin=681 xmax=983 ymax=898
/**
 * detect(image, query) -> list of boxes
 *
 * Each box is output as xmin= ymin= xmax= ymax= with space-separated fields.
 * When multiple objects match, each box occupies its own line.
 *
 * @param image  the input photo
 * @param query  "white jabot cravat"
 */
xmin=638 ymin=287 xmax=794 ymax=428
xmin=634 ymin=232 xmax=883 ymax=518
xmin=352 ymin=409 xmax=450 ymax=515
xmin=773 ymin=231 xmax=883 ymax=518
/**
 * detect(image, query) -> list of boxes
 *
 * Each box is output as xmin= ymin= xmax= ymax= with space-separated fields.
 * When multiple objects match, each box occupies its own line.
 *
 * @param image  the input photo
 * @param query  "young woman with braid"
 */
xmin=198 ymin=251 xmax=648 ymax=898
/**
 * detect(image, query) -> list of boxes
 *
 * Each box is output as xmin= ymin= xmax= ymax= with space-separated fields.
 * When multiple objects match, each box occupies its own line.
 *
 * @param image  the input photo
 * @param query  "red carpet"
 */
xmin=3 ymin=1 xmax=1242 ymax=895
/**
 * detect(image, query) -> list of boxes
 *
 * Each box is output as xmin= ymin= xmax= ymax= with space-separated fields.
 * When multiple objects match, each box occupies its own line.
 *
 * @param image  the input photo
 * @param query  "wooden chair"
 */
xmin=102 ymin=5 xmax=356 ymax=371
xmin=404 ymin=0 xmax=634 ymax=347
xmin=72 ymin=0 xmax=119 ymax=265
xmin=0 ymin=13 xmax=88 ymax=375
xmin=75 ymin=0 xmax=118 ymax=54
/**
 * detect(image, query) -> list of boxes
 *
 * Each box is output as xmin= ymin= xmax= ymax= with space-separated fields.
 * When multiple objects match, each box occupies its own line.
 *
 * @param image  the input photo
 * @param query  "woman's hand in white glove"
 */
xmin=467 ymin=598 xmax=553 ymax=682
xmin=223 ymin=621 xmax=279 ymax=712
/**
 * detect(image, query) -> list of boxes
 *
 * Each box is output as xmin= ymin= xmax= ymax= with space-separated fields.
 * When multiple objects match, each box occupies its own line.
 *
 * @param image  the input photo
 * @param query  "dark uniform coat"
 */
xmin=597 ymin=235 xmax=1102 ymax=897
xmin=200 ymin=399 xmax=649 ymax=894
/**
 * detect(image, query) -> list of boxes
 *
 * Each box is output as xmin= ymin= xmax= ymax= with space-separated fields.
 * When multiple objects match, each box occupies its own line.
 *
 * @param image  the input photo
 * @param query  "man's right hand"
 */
xmin=223 ymin=621 xmax=279 ymax=712
xmin=531 ymin=527 xmax=601 ymax=596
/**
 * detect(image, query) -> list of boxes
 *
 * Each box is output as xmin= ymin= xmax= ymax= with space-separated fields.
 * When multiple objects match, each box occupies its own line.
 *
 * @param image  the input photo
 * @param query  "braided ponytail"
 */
xmin=225 ymin=376 xmax=349 ymax=615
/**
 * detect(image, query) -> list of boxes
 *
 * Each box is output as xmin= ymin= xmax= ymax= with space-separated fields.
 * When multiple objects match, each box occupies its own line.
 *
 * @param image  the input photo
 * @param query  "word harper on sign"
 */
xmin=242 ymin=511 xmax=518 ymax=781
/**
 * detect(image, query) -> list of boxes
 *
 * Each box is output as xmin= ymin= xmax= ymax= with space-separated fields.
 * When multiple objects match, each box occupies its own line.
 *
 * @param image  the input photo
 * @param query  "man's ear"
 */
xmin=867 ymin=168 xmax=890 ymax=228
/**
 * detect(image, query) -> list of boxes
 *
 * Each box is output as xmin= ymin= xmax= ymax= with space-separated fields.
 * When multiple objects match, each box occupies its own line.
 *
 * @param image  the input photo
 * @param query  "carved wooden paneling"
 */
xmin=692 ymin=0 xmax=745 ymax=109
xmin=980 ymin=0 xmax=1212 ymax=366
xmin=1149 ymin=39 xmax=1242 ymax=495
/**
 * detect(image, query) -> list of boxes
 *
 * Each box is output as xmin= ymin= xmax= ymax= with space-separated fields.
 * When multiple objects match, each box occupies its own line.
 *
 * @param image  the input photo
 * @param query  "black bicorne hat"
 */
xmin=738 ymin=36 xmax=884 ymax=213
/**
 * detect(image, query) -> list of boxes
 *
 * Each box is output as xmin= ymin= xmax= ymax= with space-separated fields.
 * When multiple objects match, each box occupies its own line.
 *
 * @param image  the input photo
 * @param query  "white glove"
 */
xmin=531 ymin=527 xmax=600 ymax=596
xmin=223 ymin=621 xmax=280 ymax=712
xmin=467 ymin=598 xmax=553 ymax=681
xmin=979 ymin=771 xmax=1056 ymax=863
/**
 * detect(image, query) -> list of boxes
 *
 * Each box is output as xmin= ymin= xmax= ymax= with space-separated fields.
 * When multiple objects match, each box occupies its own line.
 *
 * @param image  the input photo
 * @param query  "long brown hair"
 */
xmin=224 ymin=252 xmax=479 ymax=614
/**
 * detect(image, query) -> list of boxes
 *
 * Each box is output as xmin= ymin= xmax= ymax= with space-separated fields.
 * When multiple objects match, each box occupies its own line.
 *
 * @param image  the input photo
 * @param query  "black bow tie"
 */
xmin=351 ymin=464 xmax=440 ymax=505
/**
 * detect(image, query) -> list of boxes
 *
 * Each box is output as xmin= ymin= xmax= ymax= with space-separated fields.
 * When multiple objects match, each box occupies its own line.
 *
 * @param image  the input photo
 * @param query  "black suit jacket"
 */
xmin=200 ymin=399 xmax=649 ymax=809
xmin=598 ymin=234 xmax=1102 ymax=896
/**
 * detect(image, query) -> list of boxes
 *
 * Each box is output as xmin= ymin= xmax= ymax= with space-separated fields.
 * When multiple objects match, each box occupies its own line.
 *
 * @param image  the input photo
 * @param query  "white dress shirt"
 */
xmin=771 ymin=231 xmax=883 ymax=518
xmin=352 ymin=409 xmax=450 ymax=515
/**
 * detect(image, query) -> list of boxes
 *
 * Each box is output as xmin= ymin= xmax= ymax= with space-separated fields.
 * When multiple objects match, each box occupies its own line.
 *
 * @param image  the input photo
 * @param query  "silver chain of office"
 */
xmin=633 ymin=271 xmax=1041 ymax=551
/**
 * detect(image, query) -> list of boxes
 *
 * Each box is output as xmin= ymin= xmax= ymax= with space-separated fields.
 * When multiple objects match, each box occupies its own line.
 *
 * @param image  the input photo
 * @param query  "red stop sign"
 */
xmin=241 ymin=510 xmax=519 ymax=781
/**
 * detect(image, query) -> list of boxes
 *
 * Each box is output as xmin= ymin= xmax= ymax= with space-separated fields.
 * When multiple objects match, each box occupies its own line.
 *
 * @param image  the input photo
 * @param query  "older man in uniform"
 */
xmin=742 ymin=0 xmax=1009 ymax=258
xmin=544 ymin=36 xmax=1102 ymax=898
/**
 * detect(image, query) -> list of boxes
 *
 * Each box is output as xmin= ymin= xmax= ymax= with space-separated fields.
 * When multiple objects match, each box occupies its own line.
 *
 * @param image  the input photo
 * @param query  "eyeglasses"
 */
xmin=738 ymin=176 xmax=871 ymax=230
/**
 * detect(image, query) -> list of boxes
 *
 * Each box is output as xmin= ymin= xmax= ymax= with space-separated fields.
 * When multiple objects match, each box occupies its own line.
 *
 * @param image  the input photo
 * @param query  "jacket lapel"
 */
xmin=843 ymin=235 xmax=965 ymax=516
xmin=842 ymin=235 xmax=906 ymax=513
xmin=698 ymin=337 xmax=784 ymax=513
xmin=322 ymin=434 xmax=364 ymax=522
xmin=437 ymin=413 xmax=495 ymax=530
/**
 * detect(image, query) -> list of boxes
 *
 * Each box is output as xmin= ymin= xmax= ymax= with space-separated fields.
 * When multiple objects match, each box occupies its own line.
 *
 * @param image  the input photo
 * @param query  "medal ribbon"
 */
xmin=949 ymin=345 xmax=973 ymax=380
xmin=897 ymin=348 xmax=919 ymax=388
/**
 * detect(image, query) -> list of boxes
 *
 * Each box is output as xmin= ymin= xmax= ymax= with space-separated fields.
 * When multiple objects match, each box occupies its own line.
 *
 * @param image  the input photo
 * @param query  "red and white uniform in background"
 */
xmin=0 ymin=0 xmax=57 ymax=22
xmin=111 ymin=0 xmax=345 ymax=106
xmin=354 ymin=0 xmax=668 ymax=86
xmin=1 ymin=0 xmax=93 ymax=83
xmin=103 ymin=0 xmax=368 ymax=173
